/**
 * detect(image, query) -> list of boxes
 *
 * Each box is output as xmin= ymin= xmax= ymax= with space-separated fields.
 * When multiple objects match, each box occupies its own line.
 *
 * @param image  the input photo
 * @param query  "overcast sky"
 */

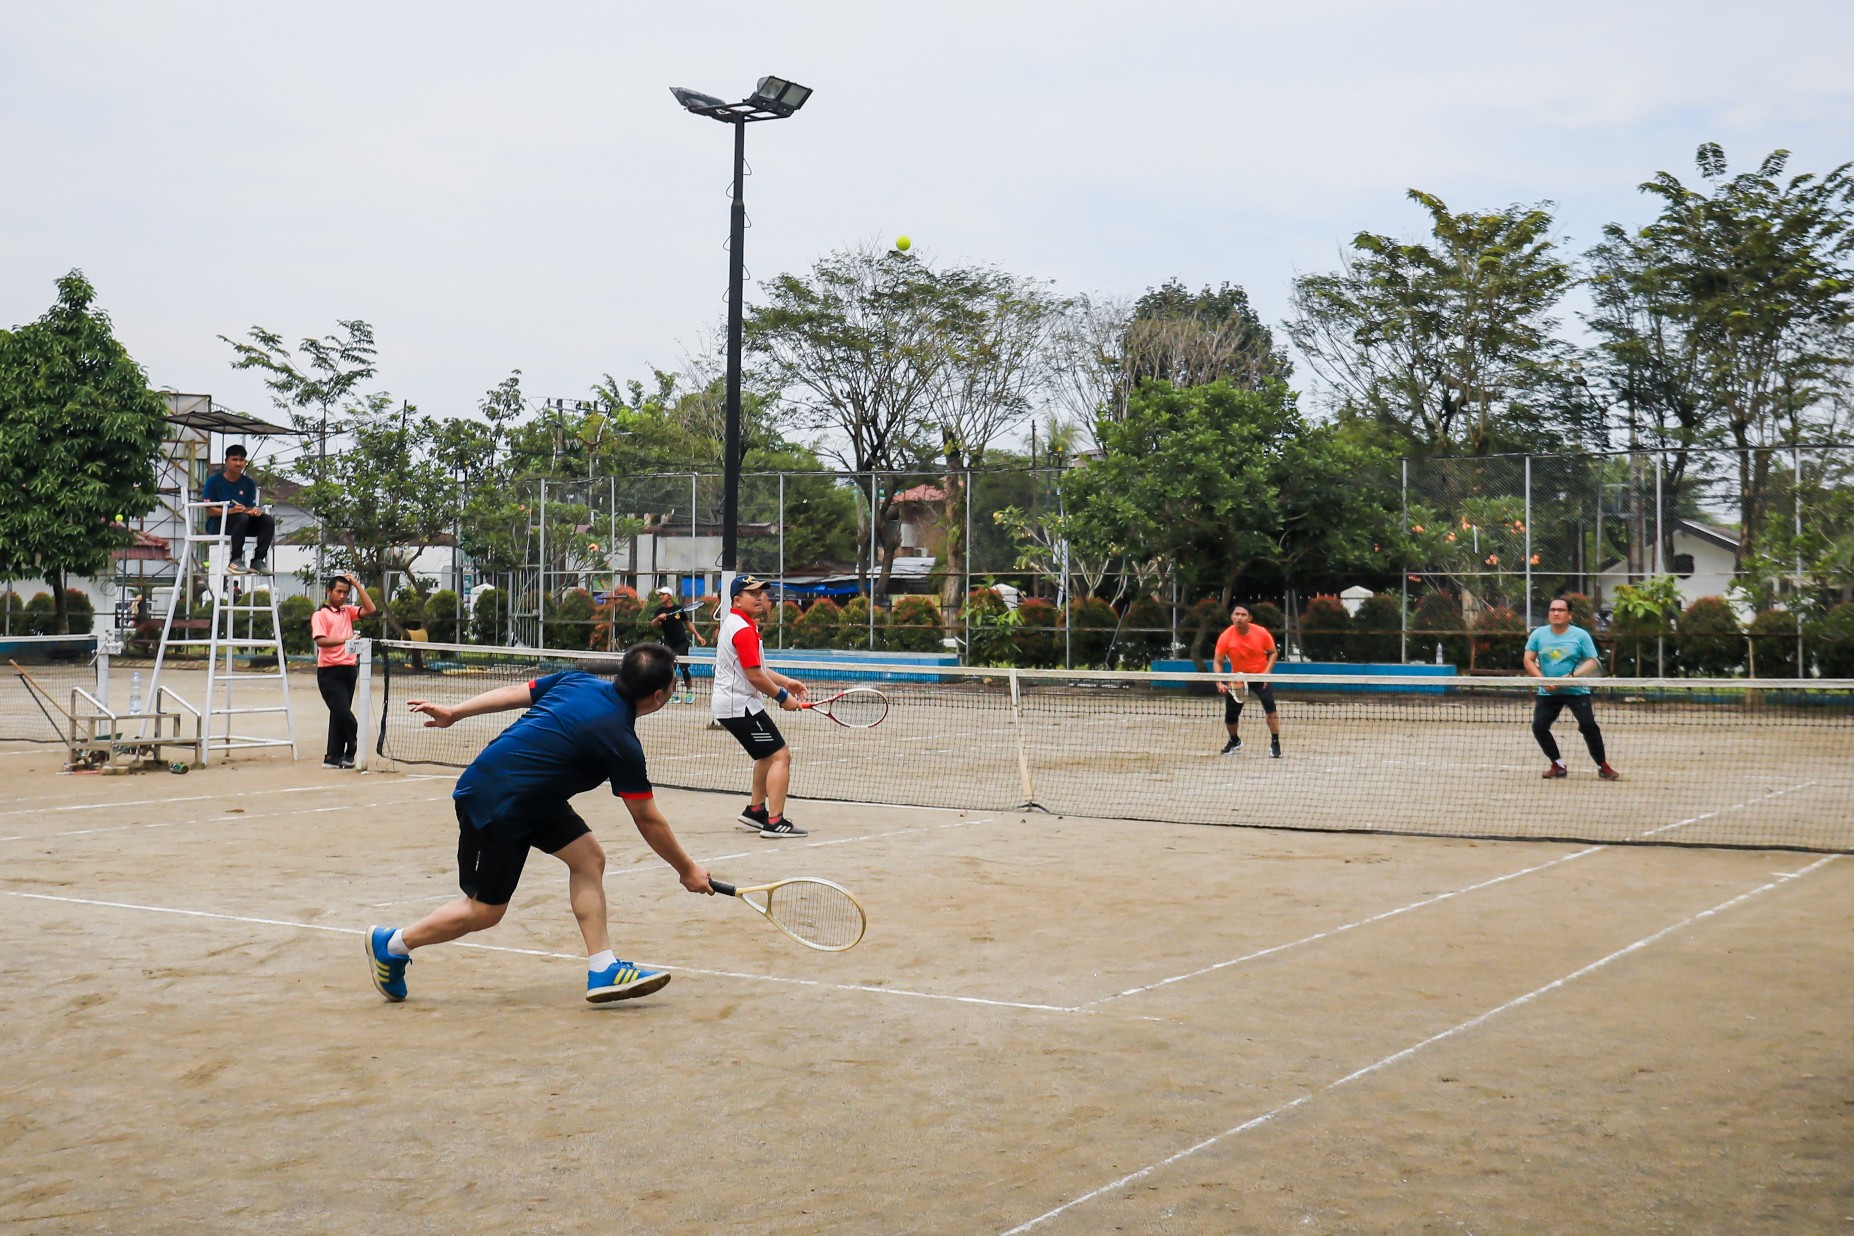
xmin=4 ymin=1 xmax=1852 ymax=448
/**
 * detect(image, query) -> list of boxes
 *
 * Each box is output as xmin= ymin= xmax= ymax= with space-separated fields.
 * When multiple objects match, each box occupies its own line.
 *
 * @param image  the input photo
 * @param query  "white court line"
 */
xmin=0 ymin=889 xmax=1074 ymax=1013
xmin=1641 ymin=781 xmax=1817 ymax=837
xmin=1085 ymin=846 xmax=1604 ymax=1008
xmin=0 ymin=782 xmax=338 ymax=819
xmin=0 ymin=794 xmax=456 ymax=844
xmin=1000 ymin=853 xmax=1842 ymax=1235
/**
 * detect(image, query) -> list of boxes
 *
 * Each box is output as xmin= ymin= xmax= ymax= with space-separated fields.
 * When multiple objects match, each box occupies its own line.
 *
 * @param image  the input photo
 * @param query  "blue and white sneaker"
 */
xmin=587 ymin=959 xmax=672 ymax=1004
xmin=365 ymin=925 xmax=410 ymax=1002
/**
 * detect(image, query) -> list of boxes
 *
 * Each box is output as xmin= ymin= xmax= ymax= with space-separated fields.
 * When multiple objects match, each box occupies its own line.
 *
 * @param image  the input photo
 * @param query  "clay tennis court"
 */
xmin=2 ymin=674 xmax=1850 ymax=1232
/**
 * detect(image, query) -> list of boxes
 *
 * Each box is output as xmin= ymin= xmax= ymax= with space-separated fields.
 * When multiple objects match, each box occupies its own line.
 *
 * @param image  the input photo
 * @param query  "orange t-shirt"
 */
xmin=1214 ymin=623 xmax=1276 ymax=674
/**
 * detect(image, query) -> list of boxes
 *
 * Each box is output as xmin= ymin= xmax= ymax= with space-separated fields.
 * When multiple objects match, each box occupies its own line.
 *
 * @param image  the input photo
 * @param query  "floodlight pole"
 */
xmin=723 ymin=119 xmax=747 ymax=587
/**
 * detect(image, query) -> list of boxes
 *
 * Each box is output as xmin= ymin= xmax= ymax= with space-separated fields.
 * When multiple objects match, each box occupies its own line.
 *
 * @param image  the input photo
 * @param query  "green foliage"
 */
xmin=1747 ymin=609 xmax=1800 ymax=678
xmin=0 ymin=272 xmax=167 ymax=622
xmin=962 ymin=587 xmax=1019 ymax=665
xmin=1810 ymin=602 xmax=1854 ymax=678
xmin=471 ymin=587 xmax=507 ymax=645
xmin=769 ymin=600 xmax=803 ymax=650
xmin=22 ymin=592 xmax=54 ymax=635
xmin=792 ymin=597 xmax=842 ymax=649
xmin=1299 ymin=594 xmax=1351 ymax=662
xmin=1061 ymin=380 xmax=1401 ymax=607
xmin=1180 ymin=596 xmax=1228 ymax=669
xmin=1470 ymin=605 xmax=1527 ymax=672
xmin=1289 ymin=191 xmax=1575 ymax=453
xmin=1011 ymin=597 xmax=1061 ymax=667
xmin=1677 ymin=596 xmax=1743 ymax=677
xmin=590 ymin=588 xmax=645 ymax=651
xmin=425 ymin=590 xmax=460 ymax=644
xmin=837 ymin=597 xmax=881 ymax=650
xmin=1125 ymin=278 xmax=1292 ymax=391
xmin=1348 ymin=593 xmax=1403 ymax=663
xmin=1412 ymin=591 xmax=1468 ymax=666
xmin=1068 ymin=596 xmax=1118 ymax=668
xmin=1559 ymin=592 xmax=1597 ymax=634
xmin=545 ymin=588 xmax=595 ymax=650
xmin=278 ymin=594 xmax=315 ymax=655
xmin=1116 ymin=594 xmax=1171 ymax=669
xmin=886 ymin=595 xmax=943 ymax=653
xmin=389 ymin=587 xmax=427 ymax=633
xmin=1246 ymin=602 xmax=1286 ymax=649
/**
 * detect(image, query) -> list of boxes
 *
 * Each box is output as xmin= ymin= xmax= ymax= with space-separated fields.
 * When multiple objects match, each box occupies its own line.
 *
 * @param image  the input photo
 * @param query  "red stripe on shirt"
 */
xmin=617 ymin=790 xmax=654 ymax=801
xmin=731 ymin=624 xmax=762 ymax=669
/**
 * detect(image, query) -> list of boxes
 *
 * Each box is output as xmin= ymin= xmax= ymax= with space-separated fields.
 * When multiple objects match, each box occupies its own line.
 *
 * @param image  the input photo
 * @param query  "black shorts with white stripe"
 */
xmin=717 ymin=708 xmax=787 ymax=759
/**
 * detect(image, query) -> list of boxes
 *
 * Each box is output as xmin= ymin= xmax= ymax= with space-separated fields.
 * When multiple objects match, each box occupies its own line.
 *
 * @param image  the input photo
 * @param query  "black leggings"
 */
xmin=667 ymin=645 xmax=693 ymax=690
xmin=1531 ymin=695 xmax=1605 ymax=765
xmin=317 ymin=664 xmax=359 ymax=762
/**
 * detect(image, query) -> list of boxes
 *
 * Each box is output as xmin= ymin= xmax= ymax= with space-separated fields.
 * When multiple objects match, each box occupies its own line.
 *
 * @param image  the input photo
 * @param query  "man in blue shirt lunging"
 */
xmin=1523 ymin=597 xmax=1620 ymax=781
xmin=364 ymin=643 xmax=716 ymax=1005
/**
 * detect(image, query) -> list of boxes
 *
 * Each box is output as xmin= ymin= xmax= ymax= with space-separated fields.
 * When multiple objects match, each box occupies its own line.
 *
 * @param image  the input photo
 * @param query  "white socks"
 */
xmin=589 ymin=949 xmax=616 ymax=972
xmin=387 ymin=928 xmax=410 ymax=957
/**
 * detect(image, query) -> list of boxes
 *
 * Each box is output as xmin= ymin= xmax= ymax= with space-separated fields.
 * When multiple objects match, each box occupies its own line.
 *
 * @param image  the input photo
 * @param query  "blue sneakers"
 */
xmin=365 ymin=925 xmax=410 ymax=1002
xmin=586 ymin=959 xmax=672 ymax=1004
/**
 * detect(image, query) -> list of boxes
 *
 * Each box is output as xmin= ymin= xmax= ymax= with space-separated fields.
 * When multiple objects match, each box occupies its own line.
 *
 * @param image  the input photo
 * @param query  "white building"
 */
xmin=1591 ymin=518 xmax=1745 ymax=614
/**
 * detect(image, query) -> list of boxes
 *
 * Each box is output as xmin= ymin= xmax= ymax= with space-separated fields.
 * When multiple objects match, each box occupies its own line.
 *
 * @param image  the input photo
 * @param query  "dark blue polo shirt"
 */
xmin=453 ymin=671 xmax=653 ymax=830
xmin=201 ymin=471 xmax=258 ymax=534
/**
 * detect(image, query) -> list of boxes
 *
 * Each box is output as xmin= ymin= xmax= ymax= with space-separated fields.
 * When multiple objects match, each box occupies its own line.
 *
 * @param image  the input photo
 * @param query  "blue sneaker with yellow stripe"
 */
xmin=586 ymin=958 xmax=671 ymax=1004
xmin=365 ymin=925 xmax=410 ymax=1002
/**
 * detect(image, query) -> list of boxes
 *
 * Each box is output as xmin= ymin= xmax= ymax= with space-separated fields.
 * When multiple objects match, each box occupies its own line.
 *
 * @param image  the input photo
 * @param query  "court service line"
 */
xmin=1641 ymin=780 xmax=1816 ymax=837
xmin=1001 ymin=853 xmax=1841 ymax=1235
xmin=0 ymin=794 xmax=457 ymax=844
xmin=0 ymin=782 xmax=343 ymax=819
xmin=0 ymin=889 xmax=1076 ymax=1013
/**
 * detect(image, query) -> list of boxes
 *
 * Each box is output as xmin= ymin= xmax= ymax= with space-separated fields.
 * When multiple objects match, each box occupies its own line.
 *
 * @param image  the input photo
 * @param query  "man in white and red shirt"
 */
xmin=311 ymin=573 xmax=376 ymax=769
xmin=712 ymin=575 xmax=810 ymax=837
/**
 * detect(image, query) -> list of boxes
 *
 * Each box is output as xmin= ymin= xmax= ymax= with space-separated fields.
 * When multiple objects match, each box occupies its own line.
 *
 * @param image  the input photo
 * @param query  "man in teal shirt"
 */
xmin=1523 ymin=597 xmax=1620 ymax=781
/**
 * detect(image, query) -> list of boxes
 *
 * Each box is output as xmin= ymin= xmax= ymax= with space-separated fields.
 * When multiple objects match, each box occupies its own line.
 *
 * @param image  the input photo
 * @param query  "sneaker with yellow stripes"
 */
xmin=586 ymin=958 xmax=671 ymax=1004
xmin=365 ymin=925 xmax=410 ymax=1002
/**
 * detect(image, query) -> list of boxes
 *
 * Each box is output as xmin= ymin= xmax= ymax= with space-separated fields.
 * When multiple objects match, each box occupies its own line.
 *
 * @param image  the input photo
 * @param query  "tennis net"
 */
xmin=374 ymin=640 xmax=1854 ymax=853
xmin=1 ymin=634 xmax=102 ymax=743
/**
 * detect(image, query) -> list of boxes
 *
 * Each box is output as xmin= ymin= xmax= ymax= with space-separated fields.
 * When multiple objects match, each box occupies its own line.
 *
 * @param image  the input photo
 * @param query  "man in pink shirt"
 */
xmin=311 ymin=573 xmax=377 ymax=769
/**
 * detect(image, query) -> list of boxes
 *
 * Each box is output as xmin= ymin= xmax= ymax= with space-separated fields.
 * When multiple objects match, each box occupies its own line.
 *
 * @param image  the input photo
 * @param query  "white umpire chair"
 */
xmin=144 ymin=493 xmax=297 ymax=765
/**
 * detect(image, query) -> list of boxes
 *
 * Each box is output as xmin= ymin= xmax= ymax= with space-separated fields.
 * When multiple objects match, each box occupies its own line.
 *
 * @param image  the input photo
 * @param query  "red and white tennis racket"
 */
xmin=797 ymin=687 xmax=889 ymax=729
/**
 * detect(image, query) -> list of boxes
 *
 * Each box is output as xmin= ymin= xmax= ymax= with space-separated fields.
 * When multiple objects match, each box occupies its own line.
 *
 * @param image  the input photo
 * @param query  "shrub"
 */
xmin=1747 ymin=609 xmax=1800 ymax=678
xmin=1117 ymin=594 xmax=1171 ymax=668
xmin=1608 ymin=606 xmax=1669 ymax=677
xmin=1068 ymin=596 xmax=1118 ymax=667
xmin=964 ymin=587 xmax=1017 ymax=665
xmin=838 ymin=596 xmax=885 ymax=649
xmin=686 ymin=596 xmax=720 ymax=647
xmin=471 ymin=587 xmax=507 ymax=644
xmin=1247 ymin=601 xmax=1286 ymax=650
xmin=278 ymin=594 xmax=315 ymax=655
xmin=390 ymin=587 xmax=428 ymax=635
xmin=1411 ymin=591 xmax=1468 ymax=666
xmin=425 ymin=590 xmax=460 ymax=644
xmin=1181 ymin=597 xmax=1228 ymax=668
xmin=886 ymin=595 xmax=943 ymax=653
xmin=1676 ymin=596 xmax=1742 ymax=677
xmin=545 ymin=588 xmax=596 ymax=649
xmin=1810 ymin=602 xmax=1854 ymax=678
xmin=768 ymin=599 xmax=803 ymax=649
xmin=23 ymin=591 xmax=55 ymax=635
xmin=1558 ymin=592 xmax=1597 ymax=634
xmin=1347 ymin=593 xmax=1403 ymax=663
xmin=1469 ymin=605 xmax=1527 ymax=672
xmin=791 ymin=597 xmax=841 ymax=649
xmin=590 ymin=587 xmax=644 ymax=651
xmin=0 ymin=591 xmax=22 ymax=632
xmin=1012 ymin=597 xmax=1061 ymax=667
xmin=62 ymin=589 xmax=95 ymax=636
xmin=1299 ymin=594 xmax=1351 ymax=662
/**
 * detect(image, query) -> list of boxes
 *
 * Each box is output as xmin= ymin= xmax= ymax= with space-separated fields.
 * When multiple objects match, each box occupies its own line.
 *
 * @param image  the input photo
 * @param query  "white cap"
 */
xmin=657 ymin=587 xmax=675 ymax=597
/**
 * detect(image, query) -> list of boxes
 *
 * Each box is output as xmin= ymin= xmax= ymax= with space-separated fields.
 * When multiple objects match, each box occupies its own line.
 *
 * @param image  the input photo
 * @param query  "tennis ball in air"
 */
xmin=895 ymin=235 xmax=911 ymax=252
xmin=114 ymin=513 xmax=125 ymax=523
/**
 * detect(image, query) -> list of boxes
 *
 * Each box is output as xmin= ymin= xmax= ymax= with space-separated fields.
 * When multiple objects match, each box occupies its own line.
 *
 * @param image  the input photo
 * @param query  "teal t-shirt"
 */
xmin=1525 ymin=624 xmax=1599 ymax=695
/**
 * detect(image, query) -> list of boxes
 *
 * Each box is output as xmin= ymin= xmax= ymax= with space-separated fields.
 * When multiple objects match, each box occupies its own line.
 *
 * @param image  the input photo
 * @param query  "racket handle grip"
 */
xmin=709 ymin=879 xmax=737 ymax=896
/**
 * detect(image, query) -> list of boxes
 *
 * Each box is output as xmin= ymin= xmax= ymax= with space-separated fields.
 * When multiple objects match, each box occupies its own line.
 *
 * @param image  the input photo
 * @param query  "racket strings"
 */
xmin=825 ymin=689 xmax=888 ymax=728
xmin=766 ymin=882 xmax=865 ymax=950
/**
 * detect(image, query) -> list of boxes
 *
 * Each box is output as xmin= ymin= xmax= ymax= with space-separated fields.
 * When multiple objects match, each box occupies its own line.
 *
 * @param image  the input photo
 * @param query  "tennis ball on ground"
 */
xmin=895 ymin=235 xmax=911 ymax=252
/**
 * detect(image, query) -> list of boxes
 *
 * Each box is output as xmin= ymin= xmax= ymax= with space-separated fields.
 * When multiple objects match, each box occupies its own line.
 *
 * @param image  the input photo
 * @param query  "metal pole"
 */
xmin=538 ymin=479 xmax=547 ymax=648
xmin=690 ymin=473 xmax=698 ymax=603
xmin=1060 ymin=467 xmax=1071 ymax=669
xmin=720 ymin=119 xmax=746 ymax=597
xmin=868 ymin=473 xmax=878 ymax=649
xmin=964 ymin=467 xmax=973 ymax=662
xmin=777 ymin=472 xmax=786 ymax=650
xmin=1399 ymin=457 xmax=1409 ymax=664
xmin=1795 ymin=446 xmax=1805 ymax=677
xmin=610 ymin=476 xmax=618 ymax=652
xmin=1523 ymin=454 xmax=1533 ymax=625
xmin=1653 ymin=452 xmax=1663 ymax=576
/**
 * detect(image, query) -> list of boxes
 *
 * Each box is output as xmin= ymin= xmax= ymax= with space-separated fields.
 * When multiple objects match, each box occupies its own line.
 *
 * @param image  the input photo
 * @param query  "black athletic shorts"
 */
xmin=717 ymin=708 xmax=787 ymax=759
xmin=1223 ymin=682 xmax=1277 ymax=722
xmin=454 ymin=799 xmax=591 ymax=907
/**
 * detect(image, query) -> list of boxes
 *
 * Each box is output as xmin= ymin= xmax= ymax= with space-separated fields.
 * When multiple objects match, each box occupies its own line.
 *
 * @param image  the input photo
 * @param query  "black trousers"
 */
xmin=223 ymin=511 xmax=275 ymax=562
xmin=318 ymin=664 xmax=359 ymax=762
xmin=1531 ymin=695 xmax=1606 ymax=765
xmin=665 ymin=642 xmax=693 ymax=689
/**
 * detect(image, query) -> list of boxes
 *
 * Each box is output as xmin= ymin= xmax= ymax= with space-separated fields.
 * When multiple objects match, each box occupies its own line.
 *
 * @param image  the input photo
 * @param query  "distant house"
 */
xmin=1591 ymin=518 xmax=1744 ymax=614
xmin=891 ymin=484 xmax=948 ymax=559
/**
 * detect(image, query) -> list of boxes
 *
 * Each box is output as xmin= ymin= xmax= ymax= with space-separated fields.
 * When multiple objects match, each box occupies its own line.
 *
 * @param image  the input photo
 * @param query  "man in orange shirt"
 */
xmin=1213 ymin=603 xmax=1281 ymax=757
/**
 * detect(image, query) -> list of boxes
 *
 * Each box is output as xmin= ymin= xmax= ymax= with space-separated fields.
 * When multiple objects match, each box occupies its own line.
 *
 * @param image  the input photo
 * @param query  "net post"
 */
xmin=354 ymin=637 xmax=374 ymax=771
xmin=1008 ymin=667 xmax=1037 ymax=808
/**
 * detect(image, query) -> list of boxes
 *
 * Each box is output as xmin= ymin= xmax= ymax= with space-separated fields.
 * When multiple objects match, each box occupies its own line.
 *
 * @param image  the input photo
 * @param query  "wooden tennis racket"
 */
xmin=797 ymin=687 xmax=889 ymax=729
xmin=709 ymin=876 xmax=867 ymax=951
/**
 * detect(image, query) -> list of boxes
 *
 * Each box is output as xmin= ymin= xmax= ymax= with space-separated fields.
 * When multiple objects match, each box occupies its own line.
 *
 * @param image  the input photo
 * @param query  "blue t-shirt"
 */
xmin=1525 ymin=624 xmax=1599 ymax=695
xmin=201 ymin=471 xmax=258 ymax=534
xmin=453 ymin=671 xmax=653 ymax=830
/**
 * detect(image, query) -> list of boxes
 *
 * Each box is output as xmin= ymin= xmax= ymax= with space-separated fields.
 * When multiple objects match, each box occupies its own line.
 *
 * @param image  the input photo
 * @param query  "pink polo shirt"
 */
xmin=311 ymin=604 xmax=360 ymax=668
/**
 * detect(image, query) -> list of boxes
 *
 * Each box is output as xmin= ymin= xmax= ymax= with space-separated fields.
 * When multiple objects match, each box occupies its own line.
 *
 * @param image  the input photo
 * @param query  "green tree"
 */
xmin=1125 ymin=278 xmax=1292 ymax=393
xmin=1677 ymin=595 xmax=1743 ymax=676
xmin=1299 ymin=595 xmax=1352 ymax=662
xmin=1412 ymin=591 xmax=1469 ymax=666
xmin=1747 ymin=608 xmax=1800 ymax=678
xmin=1470 ymin=605 xmax=1527 ymax=672
xmin=1348 ymin=593 xmax=1404 ymax=663
xmin=0 ymin=272 xmax=167 ymax=631
xmin=1289 ymin=191 xmax=1574 ymax=454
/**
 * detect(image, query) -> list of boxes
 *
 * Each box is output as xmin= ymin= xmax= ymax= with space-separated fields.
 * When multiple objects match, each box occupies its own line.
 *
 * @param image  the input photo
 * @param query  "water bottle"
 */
xmin=1434 ymin=642 xmax=1444 ymax=666
xmin=129 ymin=671 xmax=143 ymax=715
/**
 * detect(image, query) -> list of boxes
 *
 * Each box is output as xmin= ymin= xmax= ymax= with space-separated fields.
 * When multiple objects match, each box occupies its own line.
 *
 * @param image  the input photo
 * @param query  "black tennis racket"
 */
xmin=709 ymin=877 xmax=867 ymax=951
xmin=797 ymin=687 xmax=889 ymax=729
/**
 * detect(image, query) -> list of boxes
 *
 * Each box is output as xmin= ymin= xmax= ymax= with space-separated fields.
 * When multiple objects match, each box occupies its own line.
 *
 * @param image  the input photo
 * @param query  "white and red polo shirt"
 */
xmin=712 ymin=606 xmax=767 ymax=719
